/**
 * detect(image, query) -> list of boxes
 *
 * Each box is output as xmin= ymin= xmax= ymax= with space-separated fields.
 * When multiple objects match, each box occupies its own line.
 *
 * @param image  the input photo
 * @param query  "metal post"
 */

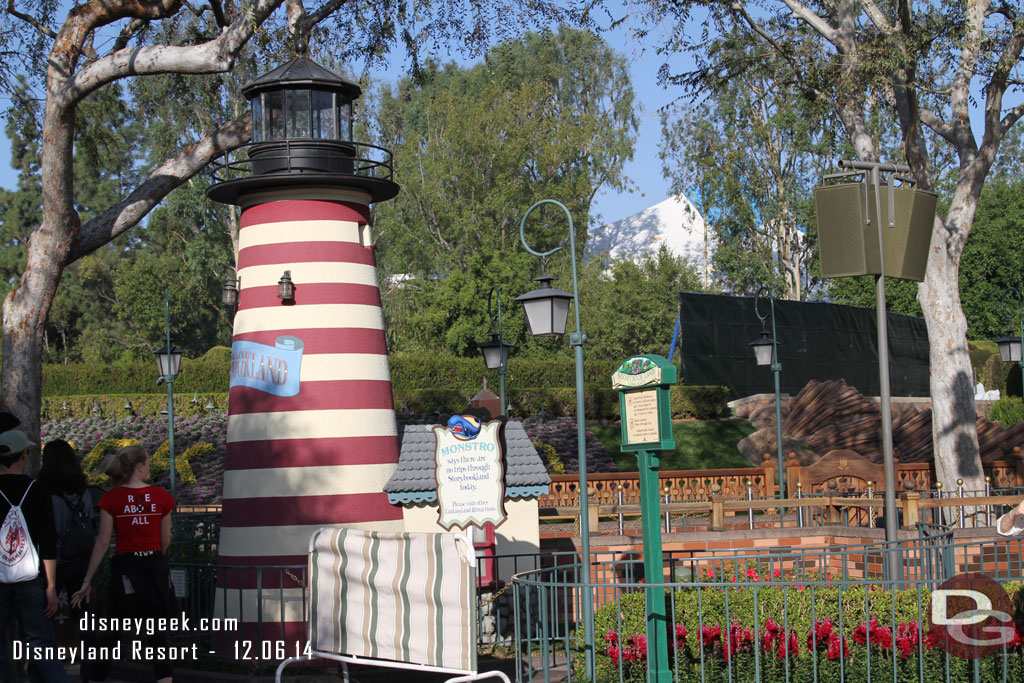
xmin=934 ymin=481 xmax=943 ymax=525
xmin=747 ymin=479 xmax=754 ymax=530
xmin=519 ymin=200 xmax=594 ymax=679
xmin=985 ymin=476 xmax=992 ymax=527
xmin=796 ymin=482 xmax=804 ymax=527
xmin=164 ymin=288 xmax=177 ymax=499
xmin=617 ymin=485 xmax=624 ymax=535
xmin=489 ymin=287 xmax=507 ymax=413
xmin=664 ymin=487 xmax=671 ymax=534
xmin=957 ymin=478 xmax=965 ymax=529
xmin=838 ymin=159 xmax=908 ymax=582
xmin=636 ymin=450 xmax=670 ymax=682
xmin=754 ymin=290 xmax=786 ymax=503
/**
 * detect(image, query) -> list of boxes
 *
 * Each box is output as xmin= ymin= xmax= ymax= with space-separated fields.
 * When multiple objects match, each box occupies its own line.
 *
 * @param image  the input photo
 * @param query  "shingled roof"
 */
xmin=384 ymin=421 xmax=551 ymax=505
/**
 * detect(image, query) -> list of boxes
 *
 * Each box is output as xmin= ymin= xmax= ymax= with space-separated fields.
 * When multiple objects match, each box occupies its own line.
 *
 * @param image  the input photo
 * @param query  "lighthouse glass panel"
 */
xmin=252 ymin=96 xmax=263 ymax=142
xmin=312 ymin=90 xmax=335 ymax=139
xmin=266 ymin=90 xmax=284 ymax=140
xmin=286 ymin=88 xmax=311 ymax=138
xmin=338 ymin=101 xmax=352 ymax=140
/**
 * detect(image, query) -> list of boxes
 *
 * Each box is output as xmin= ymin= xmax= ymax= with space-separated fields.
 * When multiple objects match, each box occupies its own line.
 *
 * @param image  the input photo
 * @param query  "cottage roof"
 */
xmin=384 ymin=421 xmax=551 ymax=504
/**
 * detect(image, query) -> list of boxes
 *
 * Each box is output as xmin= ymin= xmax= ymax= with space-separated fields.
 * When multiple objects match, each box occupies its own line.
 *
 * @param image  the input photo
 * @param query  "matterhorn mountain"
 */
xmin=588 ymin=195 xmax=714 ymax=280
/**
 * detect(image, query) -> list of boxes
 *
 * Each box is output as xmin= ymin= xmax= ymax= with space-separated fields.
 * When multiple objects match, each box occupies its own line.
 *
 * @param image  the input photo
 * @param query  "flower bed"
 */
xmin=522 ymin=417 xmax=618 ymax=474
xmin=585 ymin=575 xmax=1024 ymax=682
xmin=42 ymin=414 xmax=227 ymax=505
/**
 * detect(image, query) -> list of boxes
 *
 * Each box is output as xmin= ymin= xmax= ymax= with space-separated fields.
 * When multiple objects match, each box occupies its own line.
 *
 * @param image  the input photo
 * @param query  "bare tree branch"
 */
xmin=111 ymin=18 xmax=148 ymax=52
xmin=773 ymin=0 xmax=839 ymax=44
xmin=6 ymin=0 xmax=56 ymax=40
xmin=732 ymin=3 xmax=829 ymax=102
xmin=209 ymin=0 xmax=227 ymax=27
xmin=858 ymin=0 xmax=896 ymax=34
xmin=59 ymin=0 xmax=284 ymax=107
xmin=70 ymin=114 xmax=250 ymax=260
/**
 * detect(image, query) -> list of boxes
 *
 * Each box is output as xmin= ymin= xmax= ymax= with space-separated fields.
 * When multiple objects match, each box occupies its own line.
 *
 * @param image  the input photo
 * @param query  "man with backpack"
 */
xmin=0 ymin=430 xmax=67 ymax=682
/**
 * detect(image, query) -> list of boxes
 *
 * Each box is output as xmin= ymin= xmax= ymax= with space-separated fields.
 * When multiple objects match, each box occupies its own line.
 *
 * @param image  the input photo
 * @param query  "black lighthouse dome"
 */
xmin=207 ymin=51 xmax=399 ymax=205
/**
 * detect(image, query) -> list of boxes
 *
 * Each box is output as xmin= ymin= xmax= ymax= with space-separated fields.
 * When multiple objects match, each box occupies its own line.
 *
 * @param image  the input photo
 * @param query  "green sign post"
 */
xmin=612 ymin=354 xmax=676 ymax=683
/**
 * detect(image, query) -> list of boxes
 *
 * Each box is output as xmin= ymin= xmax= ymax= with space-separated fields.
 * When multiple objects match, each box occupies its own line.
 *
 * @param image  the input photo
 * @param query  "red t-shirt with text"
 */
xmin=98 ymin=485 xmax=176 ymax=553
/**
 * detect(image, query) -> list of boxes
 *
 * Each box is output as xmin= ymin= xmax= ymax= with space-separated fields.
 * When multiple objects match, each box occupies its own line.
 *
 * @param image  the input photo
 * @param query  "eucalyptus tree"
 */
xmin=637 ymin=0 xmax=1024 ymax=492
xmin=659 ymin=36 xmax=838 ymax=301
xmin=0 ymin=0 xmax=583 ymax=452
xmin=373 ymin=27 xmax=638 ymax=358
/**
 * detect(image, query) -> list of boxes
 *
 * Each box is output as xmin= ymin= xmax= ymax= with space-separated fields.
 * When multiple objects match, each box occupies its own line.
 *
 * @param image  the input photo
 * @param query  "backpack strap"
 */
xmin=58 ymin=492 xmax=84 ymax=514
xmin=15 ymin=480 xmax=33 ymax=508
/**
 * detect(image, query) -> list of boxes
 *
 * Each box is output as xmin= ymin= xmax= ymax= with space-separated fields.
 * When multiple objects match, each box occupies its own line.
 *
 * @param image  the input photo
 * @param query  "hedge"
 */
xmin=38 ymin=351 xmax=694 ymax=396
xmin=44 ymin=384 xmax=729 ymax=422
xmin=583 ymin=579 xmax=1024 ymax=682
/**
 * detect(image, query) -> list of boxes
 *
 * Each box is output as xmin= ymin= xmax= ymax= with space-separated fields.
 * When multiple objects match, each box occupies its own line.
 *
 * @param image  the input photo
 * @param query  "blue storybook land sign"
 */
xmin=229 ymin=335 xmax=304 ymax=397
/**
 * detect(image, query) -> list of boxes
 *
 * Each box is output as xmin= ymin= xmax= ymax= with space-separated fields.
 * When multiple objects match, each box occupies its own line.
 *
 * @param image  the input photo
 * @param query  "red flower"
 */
xmin=826 ymin=634 xmax=850 ymax=660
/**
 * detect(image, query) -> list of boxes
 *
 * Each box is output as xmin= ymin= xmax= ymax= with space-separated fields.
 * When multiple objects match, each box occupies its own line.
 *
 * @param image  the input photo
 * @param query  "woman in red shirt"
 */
xmin=72 ymin=445 xmax=176 ymax=683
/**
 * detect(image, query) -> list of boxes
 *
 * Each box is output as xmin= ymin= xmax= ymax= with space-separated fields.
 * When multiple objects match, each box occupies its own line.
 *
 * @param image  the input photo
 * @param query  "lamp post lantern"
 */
xmin=997 ymin=287 xmax=1024 ymax=368
xmin=750 ymin=289 xmax=785 ymax=501
xmin=516 ymin=199 xmax=595 ymax=679
xmin=154 ymin=287 xmax=184 ymax=499
xmin=477 ymin=287 xmax=512 ymax=413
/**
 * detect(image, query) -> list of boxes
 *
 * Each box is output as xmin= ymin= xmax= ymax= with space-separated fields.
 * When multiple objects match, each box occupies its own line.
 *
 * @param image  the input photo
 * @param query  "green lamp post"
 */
xmin=750 ymin=288 xmax=786 ymax=501
xmin=996 ymin=287 xmax=1024 ymax=370
xmin=612 ymin=354 xmax=677 ymax=683
xmin=515 ymin=199 xmax=595 ymax=679
xmin=477 ymin=286 xmax=513 ymax=413
xmin=154 ymin=288 xmax=184 ymax=499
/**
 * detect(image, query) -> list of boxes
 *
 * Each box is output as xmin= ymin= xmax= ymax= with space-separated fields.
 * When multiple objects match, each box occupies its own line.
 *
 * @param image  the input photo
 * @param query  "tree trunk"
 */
xmin=1 ymin=221 xmax=69 ymax=473
xmin=919 ymin=213 xmax=984 ymax=494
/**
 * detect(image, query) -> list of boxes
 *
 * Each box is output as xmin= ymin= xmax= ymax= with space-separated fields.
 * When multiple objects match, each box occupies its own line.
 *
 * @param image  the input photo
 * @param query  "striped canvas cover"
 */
xmin=308 ymin=527 xmax=477 ymax=672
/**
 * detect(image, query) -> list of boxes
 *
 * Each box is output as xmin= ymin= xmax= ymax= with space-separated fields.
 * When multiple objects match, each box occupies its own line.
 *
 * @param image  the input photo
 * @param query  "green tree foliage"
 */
xmin=960 ymin=181 xmax=1024 ymax=340
xmin=659 ymin=35 xmax=839 ymax=301
xmin=581 ymin=246 xmax=706 ymax=359
xmin=373 ymin=27 xmax=638 ymax=358
xmin=0 ymin=81 xmax=40 ymax=297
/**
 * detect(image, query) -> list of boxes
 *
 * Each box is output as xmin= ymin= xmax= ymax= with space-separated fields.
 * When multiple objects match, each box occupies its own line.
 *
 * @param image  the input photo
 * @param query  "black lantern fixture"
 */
xmin=278 ymin=270 xmax=295 ymax=302
xmin=749 ymin=329 xmax=776 ymax=366
xmin=222 ymin=273 xmax=239 ymax=307
xmin=515 ymin=275 xmax=573 ymax=337
xmin=997 ymin=331 xmax=1023 ymax=364
xmin=478 ymin=333 xmax=513 ymax=371
xmin=154 ymin=344 xmax=185 ymax=381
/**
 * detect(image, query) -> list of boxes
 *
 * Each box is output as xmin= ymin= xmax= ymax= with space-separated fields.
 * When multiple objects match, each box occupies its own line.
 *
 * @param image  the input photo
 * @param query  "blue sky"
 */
xmin=0 ymin=8 xmax=680 ymax=226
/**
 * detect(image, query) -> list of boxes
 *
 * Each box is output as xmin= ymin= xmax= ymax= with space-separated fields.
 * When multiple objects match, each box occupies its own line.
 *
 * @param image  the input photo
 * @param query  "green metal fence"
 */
xmin=512 ymin=526 xmax=1024 ymax=682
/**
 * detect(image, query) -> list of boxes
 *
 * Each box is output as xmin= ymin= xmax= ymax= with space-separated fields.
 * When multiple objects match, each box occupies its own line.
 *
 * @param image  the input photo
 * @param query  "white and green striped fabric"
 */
xmin=308 ymin=527 xmax=477 ymax=672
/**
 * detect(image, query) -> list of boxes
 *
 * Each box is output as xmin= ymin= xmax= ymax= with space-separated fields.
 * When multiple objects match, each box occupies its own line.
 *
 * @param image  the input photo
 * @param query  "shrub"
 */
xmin=989 ymin=397 xmax=1024 ymax=428
xmin=671 ymin=385 xmax=730 ymax=420
xmin=521 ymin=417 xmax=617 ymax=473
xmin=581 ymin=579 xmax=1024 ymax=682
xmin=532 ymin=440 xmax=565 ymax=474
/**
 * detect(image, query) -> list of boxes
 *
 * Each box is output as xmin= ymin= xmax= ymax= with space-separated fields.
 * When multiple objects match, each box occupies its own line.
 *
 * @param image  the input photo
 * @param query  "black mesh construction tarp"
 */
xmin=678 ymin=292 xmax=930 ymax=399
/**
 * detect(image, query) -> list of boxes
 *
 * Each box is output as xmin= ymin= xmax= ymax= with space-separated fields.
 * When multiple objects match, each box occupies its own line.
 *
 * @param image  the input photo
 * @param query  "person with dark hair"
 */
xmin=0 ymin=430 xmax=67 ymax=682
xmin=72 ymin=445 xmax=176 ymax=683
xmin=0 ymin=413 xmax=19 ymax=434
xmin=40 ymin=440 xmax=96 ymax=682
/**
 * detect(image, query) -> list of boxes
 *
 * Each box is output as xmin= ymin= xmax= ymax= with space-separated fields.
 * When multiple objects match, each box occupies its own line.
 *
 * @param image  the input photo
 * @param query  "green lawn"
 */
xmin=590 ymin=419 xmax=756 ymax=472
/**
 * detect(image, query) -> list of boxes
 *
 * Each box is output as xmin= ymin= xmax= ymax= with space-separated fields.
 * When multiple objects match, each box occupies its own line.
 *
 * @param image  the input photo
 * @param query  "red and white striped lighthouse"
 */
xmin=207 ymin=52 xmax=402 ymax=643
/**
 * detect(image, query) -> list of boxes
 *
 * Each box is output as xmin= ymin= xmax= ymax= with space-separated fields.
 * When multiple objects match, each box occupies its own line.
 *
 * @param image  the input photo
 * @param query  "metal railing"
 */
xmin=208 ymin=139 xmax=394 ymax=182
xmin=543 ymin=489 xmax=1024 ymax=533
xmin=512 ymin=527 xmax=1024 ymax=682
